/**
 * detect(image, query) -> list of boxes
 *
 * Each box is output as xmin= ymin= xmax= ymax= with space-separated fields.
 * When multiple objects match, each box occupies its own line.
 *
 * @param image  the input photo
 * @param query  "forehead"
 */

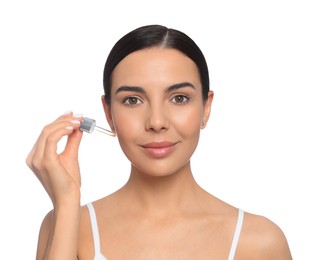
xmin=111 ymin=48 xmax=201 ymax=88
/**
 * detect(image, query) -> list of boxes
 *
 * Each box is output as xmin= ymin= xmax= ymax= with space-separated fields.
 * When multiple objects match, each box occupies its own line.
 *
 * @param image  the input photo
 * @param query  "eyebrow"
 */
xmin=166 ymin=82 xmax=196 ymax=92
xmin=115 ymin=86 xmax=145 ymax=95
xmin=115 ymin=82 xmax=196 ymax=95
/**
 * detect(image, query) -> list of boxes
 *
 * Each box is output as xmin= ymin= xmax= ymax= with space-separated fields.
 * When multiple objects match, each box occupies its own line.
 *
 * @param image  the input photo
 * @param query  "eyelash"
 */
xmin=170 ymin=94 xmax=191 ymax=105
xmin=122 ymin=96 xmax=142 ymax=106
xmin=122 ymin=94 xmax=191 ymax=106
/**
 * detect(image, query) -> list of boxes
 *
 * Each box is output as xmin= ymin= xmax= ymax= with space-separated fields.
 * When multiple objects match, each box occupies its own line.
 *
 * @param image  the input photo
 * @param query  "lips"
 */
xmin=141 ymin=141 xmax=178 ymax=158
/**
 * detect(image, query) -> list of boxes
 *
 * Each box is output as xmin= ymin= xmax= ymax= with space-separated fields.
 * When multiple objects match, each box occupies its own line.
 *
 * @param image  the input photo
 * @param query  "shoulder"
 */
xmin=37 ymin=209 xmax=54 ymax=250
xmin=236 ymin=211 xmax=292 ymax=259
xmin=78 ymin=202 xmax=99 ymax=259
xmin=78 ymin=197 xmax=117 ymax=258
xmin=80 ymin=203 xmax=92 ymax=228
xmin=37 ymin=209 xmax=54 ymax=248
xmin=35 ymin=210 xmax=53 ymax=259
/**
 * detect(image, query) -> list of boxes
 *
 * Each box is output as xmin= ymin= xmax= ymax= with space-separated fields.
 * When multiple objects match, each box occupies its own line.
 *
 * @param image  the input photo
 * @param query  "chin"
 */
xmin=131 ymin=160 xmax=190 ymax=178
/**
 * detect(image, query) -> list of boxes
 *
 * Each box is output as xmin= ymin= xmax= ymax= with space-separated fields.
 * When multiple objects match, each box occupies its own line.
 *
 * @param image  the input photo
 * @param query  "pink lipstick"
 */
xmin=141 ymin=141 xmax=177 ymax=159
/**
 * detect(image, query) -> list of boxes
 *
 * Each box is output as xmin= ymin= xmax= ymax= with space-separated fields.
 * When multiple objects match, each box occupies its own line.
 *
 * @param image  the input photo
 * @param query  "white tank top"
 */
xmin=86 ymin=203 xmax=244 ymax=260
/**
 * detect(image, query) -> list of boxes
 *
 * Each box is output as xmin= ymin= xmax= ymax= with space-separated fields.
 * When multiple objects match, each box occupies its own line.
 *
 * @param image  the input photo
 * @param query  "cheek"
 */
xmin=171 ymin=106 xmax=203 ymax=137
xmin=112 ymin=110 xmax=142 ymax=143
xmin=111 ymin=111 xmax=138 ymax=160
xmin=112 ymin=104 xmax=204 ymax=140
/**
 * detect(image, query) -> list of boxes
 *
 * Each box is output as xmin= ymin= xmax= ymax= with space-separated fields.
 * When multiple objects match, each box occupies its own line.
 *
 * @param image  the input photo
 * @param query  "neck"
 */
xmin=121 ymin=162 xmax=202 ymax=215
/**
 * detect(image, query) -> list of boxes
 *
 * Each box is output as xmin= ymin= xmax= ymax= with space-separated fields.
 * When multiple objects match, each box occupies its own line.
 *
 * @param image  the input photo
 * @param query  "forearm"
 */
xmin=37 ymin=202 xmax=81 ymax=260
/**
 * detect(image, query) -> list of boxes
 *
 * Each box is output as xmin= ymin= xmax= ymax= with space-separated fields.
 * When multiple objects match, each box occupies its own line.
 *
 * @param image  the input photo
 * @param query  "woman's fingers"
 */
xmin=27 ymin=114 xmax=82 ymax=171
xmin=26 ymin=112 xmax=84 ymax=205
xmin=62 ymin=127 xmax=83 ymax=159
xmin=43 ymin=120 xmax=81 ymax=162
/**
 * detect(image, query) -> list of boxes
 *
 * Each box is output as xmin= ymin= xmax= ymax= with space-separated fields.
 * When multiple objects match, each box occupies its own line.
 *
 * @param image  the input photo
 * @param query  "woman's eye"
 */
xmin=171 ymin=95 xmax=190 ymax=104
xmin=123 ymin=97 xmax=142 ymax=106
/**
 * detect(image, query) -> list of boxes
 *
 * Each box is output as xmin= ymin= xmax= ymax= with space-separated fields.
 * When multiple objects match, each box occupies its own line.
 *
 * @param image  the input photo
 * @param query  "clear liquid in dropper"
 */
xmin=80 ymin=117 xmax=115 ymax=136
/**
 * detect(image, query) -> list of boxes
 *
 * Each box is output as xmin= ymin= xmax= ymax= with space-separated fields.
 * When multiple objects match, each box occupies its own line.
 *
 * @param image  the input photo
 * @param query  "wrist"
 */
xmin=53 ymin=194 xmax=81 ymax=212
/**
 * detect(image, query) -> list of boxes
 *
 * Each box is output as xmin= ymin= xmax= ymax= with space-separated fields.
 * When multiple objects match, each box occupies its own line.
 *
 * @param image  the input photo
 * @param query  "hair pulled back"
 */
xmin=103 ymin=25 xmax=209 ymax=105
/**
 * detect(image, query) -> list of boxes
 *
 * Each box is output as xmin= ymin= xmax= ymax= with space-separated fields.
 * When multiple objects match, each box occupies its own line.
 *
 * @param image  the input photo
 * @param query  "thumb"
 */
xmin=63 ymin=129 xmax=83 ymax=159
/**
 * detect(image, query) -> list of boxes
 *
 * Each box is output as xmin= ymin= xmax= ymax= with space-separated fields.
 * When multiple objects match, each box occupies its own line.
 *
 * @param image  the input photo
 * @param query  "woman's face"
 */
xmin=103 ymin=47 xmax=213 ymax=177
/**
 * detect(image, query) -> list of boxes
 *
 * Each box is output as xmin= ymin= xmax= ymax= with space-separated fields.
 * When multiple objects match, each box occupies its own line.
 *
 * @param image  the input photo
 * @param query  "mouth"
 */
xmin=141 ymin=141 xmax=178 ymax=159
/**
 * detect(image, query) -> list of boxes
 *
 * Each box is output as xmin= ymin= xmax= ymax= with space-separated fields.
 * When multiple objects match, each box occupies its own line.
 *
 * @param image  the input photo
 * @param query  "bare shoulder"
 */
xmin=78 ymin=203 xmax=95 ymax=259
xmin=39 ymin=209 xmax=54 ymax=233
xmin=78 ymin=197 xmax=116 ymax=259
xmin=236 ymin=211 xmax=292 ymax=260
xmin=80 ymin=202 xmax=92 ymax=225
xmin=36 ymin=210 xmax=53 ymax=259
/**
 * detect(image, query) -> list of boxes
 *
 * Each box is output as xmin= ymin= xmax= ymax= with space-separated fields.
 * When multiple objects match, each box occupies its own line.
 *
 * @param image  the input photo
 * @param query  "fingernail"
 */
xmin=64 ymin=110 xmax=73 ymax=115
xmin=65 ymin=126 xmax=73 ymax=130
xmin=70 ymin=120 xmax=81 ymax=125
xmin=73 ymin=113 xmax=83 ymax=118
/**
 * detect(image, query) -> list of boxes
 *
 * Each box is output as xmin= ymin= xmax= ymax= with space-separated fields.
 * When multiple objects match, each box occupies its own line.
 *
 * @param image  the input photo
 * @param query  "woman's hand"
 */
xmin=26 ymin=112 xmax=84 ymax=207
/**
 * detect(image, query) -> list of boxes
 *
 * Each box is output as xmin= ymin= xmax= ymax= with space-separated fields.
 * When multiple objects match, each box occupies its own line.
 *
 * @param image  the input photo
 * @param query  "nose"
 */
xmin=145 ymin=103 xmax=169 ymax=132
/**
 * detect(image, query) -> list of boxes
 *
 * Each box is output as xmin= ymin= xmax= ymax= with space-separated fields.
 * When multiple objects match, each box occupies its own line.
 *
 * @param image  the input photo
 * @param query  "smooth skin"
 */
xmin=27 ymin=48 xmax=292 ymax=259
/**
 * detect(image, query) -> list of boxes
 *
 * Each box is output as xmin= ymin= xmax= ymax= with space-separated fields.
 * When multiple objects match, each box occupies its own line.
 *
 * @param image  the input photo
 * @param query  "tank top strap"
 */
xmin=86 ymin=203 xmax=243 ymax=260
xmin=86 ymin=203 xmax=107 ymax=260
xmin=228 ymin=208 xmax=244 ymax=260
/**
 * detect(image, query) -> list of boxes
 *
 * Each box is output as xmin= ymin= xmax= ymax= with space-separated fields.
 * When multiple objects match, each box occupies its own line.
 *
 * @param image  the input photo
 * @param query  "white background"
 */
xmin=1 ymin=0 xmax=328 ymax=259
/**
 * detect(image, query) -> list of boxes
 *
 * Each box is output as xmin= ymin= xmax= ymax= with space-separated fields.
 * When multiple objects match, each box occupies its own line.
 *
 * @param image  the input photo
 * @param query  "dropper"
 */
xmin=80 ymin=117 xmax=116 ymax=136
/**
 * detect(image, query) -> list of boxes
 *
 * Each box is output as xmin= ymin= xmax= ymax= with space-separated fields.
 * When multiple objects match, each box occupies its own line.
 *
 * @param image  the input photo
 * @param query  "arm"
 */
xmin=36 ymin=204 xmax=81 ymax=260
xmin=27 ymin=112 xmax=83 ymax=259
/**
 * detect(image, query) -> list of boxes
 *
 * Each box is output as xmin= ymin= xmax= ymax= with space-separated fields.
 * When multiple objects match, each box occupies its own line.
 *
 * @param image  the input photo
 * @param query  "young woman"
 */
xmin=26 ymin=25 xmax=292 ymax=259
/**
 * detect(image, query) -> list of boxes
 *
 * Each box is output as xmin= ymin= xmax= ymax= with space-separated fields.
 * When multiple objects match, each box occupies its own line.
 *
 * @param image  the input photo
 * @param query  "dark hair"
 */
xmin=103 ymin=24 xmax=209 ymax=105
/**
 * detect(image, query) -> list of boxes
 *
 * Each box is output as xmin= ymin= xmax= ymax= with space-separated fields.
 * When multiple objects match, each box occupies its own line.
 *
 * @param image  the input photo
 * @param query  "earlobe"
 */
xmin=101 ymin=95 xmax=116 ymax=132
xmin=201 ymin=91 xmax=214 ymax=129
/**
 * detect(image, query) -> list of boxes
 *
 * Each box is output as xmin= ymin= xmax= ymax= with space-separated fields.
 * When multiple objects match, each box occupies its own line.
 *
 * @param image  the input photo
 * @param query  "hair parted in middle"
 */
xmin=103 ymin=24 xmax=210 ymax=105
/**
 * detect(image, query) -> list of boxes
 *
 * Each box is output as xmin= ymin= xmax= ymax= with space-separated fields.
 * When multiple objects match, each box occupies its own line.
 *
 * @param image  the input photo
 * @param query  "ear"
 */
xmin=201 ymin=91 xmax=214 ymax=129
xmin=101 ymin=95 xmax=116 ymax=132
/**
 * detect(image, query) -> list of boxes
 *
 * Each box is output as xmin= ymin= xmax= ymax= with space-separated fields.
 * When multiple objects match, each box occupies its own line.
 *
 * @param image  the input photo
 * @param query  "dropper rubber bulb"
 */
xmin=80 ymin=117 xmax=116 ymax=136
